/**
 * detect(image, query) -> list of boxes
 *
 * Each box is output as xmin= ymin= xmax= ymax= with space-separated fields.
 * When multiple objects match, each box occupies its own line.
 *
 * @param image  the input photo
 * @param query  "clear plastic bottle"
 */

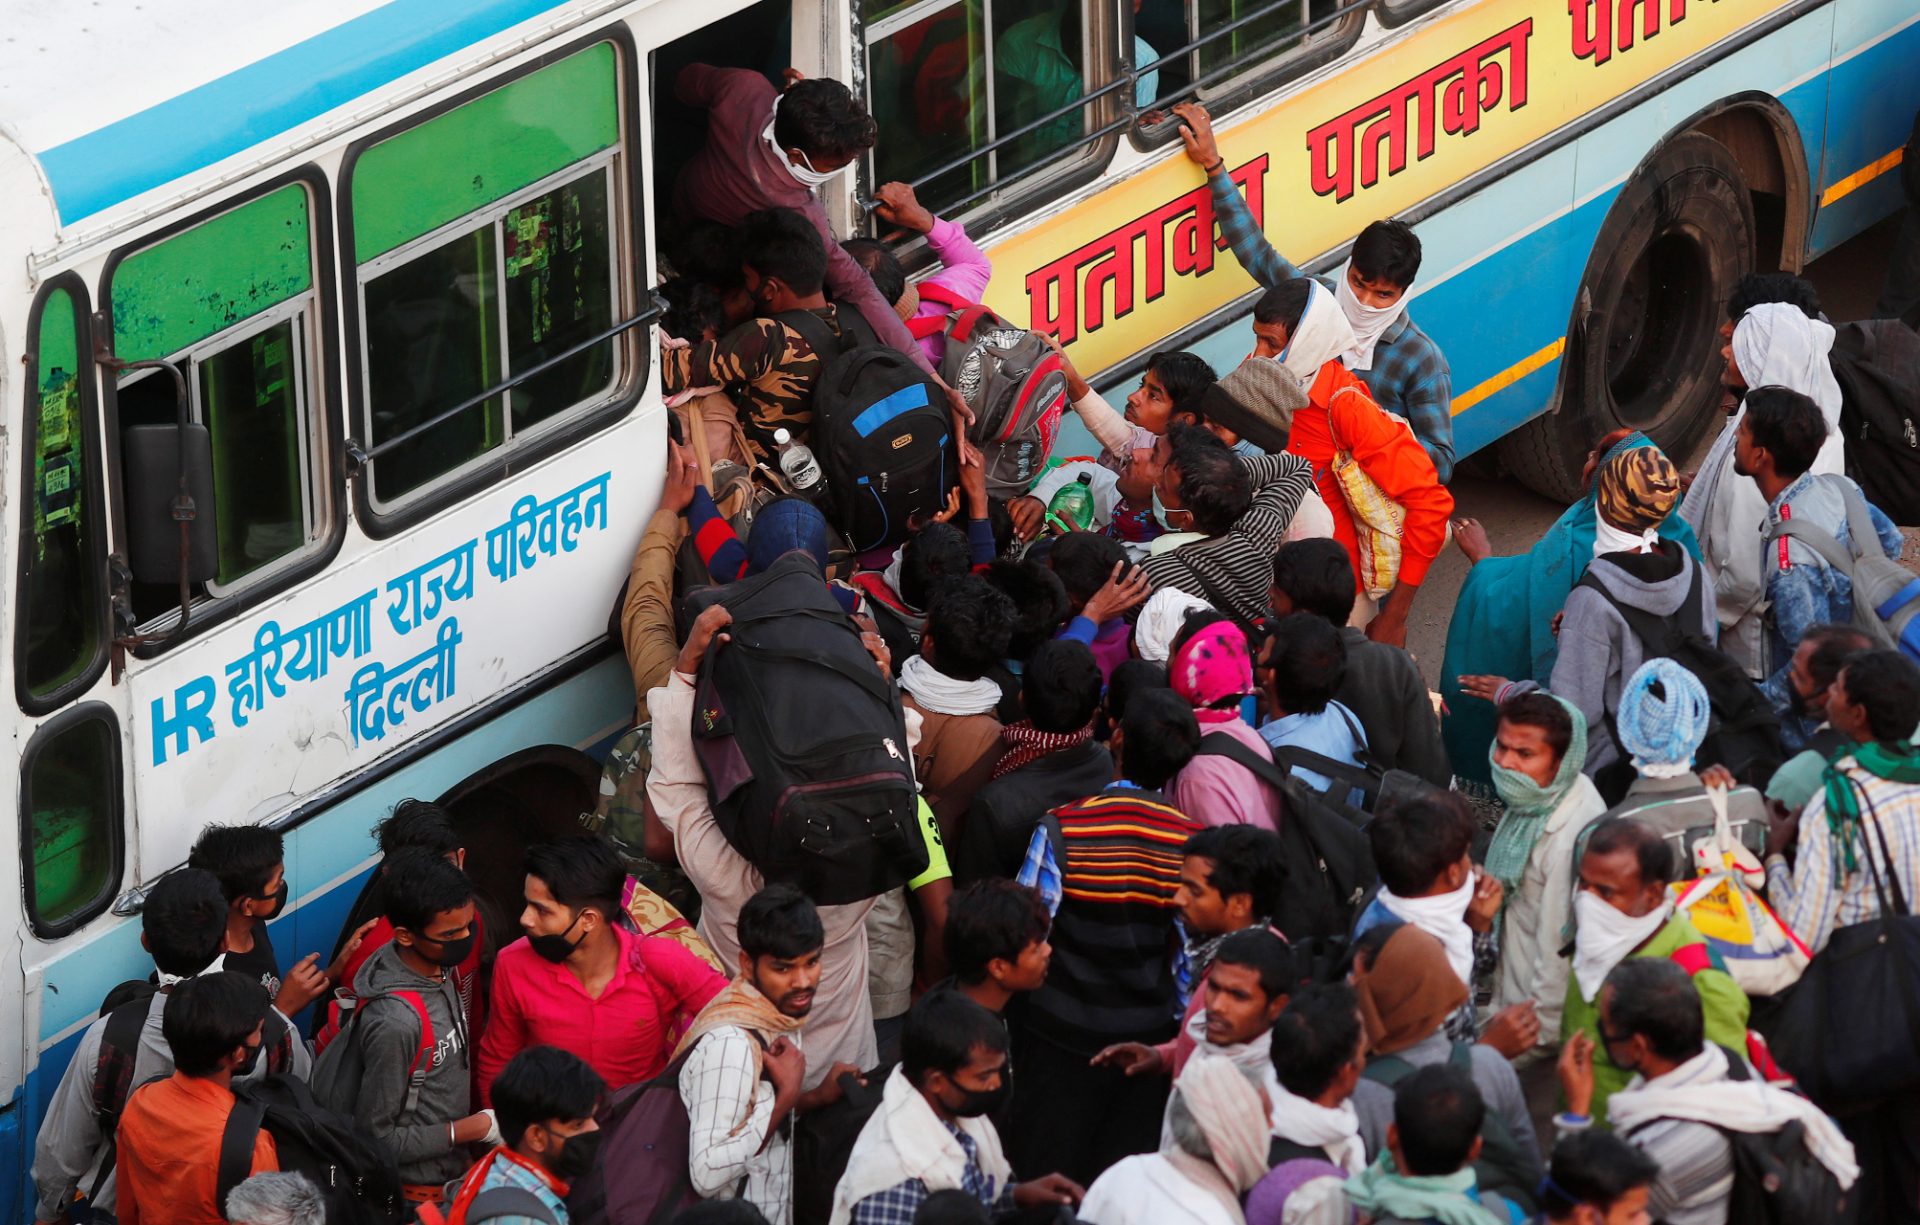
xmin=1046 ymin=471 xmax=1096 ymax=533
xmin=773 ymin=427 xmax=823 ymax=493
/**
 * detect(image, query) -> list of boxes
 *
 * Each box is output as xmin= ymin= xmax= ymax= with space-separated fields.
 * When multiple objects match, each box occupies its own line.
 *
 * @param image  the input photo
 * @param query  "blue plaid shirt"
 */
xmin=848 ymin=1124 xmax=1017 ymax=1225
xmin=1208 ymin=172 xmax=1455 ymax=483
xmin=470 ymin=1151 xmax=571 ymax=1225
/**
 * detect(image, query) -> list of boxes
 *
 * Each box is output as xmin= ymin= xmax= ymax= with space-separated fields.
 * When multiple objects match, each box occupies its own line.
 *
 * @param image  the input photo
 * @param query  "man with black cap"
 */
xmin=1136 ymin=363 xmax=1316 ymax=628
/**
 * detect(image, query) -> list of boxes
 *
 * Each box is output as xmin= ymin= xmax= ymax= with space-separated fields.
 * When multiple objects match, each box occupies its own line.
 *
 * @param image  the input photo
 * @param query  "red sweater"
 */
xmin=476 ymin=926 xmax=726 ymax=1105
xmin=1286 ymin=362 xmax=1453 ymax=589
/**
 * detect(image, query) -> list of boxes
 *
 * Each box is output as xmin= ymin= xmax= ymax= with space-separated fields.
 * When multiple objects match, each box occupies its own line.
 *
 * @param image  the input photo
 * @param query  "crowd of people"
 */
xmin=31 ymin=68 xmax=1920 ymax=1225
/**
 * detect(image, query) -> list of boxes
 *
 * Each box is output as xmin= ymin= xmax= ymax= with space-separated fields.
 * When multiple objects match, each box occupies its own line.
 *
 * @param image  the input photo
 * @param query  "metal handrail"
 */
xmin=346 ymin=297 xmax=664 ymax=472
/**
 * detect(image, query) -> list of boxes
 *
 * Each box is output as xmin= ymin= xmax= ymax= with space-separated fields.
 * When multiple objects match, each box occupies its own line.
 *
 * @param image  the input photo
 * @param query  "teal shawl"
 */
xmin=1440 ymin=433 xmax=1701 ymax=788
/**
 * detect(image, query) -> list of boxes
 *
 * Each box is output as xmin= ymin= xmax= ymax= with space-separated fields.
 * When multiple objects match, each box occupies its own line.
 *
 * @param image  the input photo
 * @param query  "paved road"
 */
xmin=1404 ymin=212 xmax=1908 ymax=689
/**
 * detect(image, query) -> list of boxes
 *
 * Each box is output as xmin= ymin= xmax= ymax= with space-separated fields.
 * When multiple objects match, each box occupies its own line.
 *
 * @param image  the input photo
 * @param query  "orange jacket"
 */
xmin=1286 ymin=361 xmax=1453 ymax=589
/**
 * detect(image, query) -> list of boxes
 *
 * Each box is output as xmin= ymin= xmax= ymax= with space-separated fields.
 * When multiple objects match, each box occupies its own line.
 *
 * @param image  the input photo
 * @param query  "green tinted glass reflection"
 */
xmin=201 ymin=320 xmax=305 ymax=584
xmin=28 ymin=716 xmax=116 ymax=928
xmin=24 ymin=289 xmax=100 ymax=696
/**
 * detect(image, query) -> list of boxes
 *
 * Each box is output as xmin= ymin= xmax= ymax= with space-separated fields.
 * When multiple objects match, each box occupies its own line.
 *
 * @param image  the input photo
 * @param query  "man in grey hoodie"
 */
xmin=342 ymin=853 xmax=497 ymax=1203
xmin=1462 ymin=446 xmax=1710 ymax=792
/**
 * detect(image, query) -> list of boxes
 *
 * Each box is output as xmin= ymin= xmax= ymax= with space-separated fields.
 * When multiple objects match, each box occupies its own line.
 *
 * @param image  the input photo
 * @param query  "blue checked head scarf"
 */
xmin=1616 ymin=657 xmax=1710 ymax=778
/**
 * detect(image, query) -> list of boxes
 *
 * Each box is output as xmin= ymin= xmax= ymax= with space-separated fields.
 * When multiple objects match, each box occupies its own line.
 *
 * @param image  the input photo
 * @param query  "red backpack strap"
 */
xmin=905 ymin=315 xmax=948 ymax=340
xmin=1667 ymin=943 xmax=1714 ymax=977
xmin=948 ymin=304 xmax=995 ymax=343
xmin=387 ymin=990 xmax=436 ymax=1119
xmin=914 ymin=282 xmax=972 ymax=311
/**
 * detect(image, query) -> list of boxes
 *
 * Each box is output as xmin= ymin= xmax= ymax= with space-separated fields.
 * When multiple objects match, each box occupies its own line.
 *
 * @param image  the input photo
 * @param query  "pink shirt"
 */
xmin=910 ymin=217 xmax=994 ymax=365
xmin=1165 ymin=716 xmax=1281 ymax=832
xmin=476 ymin=925 xmax=726 ymax=1105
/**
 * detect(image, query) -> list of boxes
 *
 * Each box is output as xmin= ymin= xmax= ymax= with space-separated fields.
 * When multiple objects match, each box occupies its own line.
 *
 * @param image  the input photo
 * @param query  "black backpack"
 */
xmin=1576 ymin=559 xmax=1784 ymax=802
xmin=219 ymin=1072 xmax=406 ymax=1225
xmin=792 ymin=1065 xmax=891 ymax=1225
xmin=686 ymin=552 xmax=928 ymax=905
xmin=787 ymin=309 xmax=954 ymax=554
xmin=1363 ymin=1043 xmax=1544 ymax=1215
xmin=1835 ymin=318 xmax=1920 ymax=524
xmin=1192 ymin=733 xmax=1374 ymax=941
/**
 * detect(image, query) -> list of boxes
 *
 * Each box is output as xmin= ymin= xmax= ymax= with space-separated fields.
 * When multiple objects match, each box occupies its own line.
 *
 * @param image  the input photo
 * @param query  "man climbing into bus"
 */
xmin=1172 ymin=102 xmax=1455 ymax=484
xmin=672 ymin=65 xmax=982 ymax=464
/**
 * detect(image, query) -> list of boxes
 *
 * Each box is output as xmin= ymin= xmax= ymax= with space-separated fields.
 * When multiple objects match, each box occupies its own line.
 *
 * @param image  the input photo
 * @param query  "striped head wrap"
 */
xmin=1616 ymin=657 xmax=1711 ymax=778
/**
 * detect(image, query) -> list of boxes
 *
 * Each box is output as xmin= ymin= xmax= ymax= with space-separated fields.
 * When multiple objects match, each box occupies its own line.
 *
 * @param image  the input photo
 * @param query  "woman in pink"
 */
xmin=476 ymin=836 xmax=725 ymax=1105
xmin=1163 ymin=617 xmax=1281 ymax=830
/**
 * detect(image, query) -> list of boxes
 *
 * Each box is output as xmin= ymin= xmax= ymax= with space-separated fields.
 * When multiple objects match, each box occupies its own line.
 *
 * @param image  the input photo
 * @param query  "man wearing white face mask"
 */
xmin=1171 ymin=102 xmax=1454 ymax=483
xmin=672 ymin=67 xmax=981 ymax=455
xmin=1557 ymin=817 xmax=1749 ymax=1127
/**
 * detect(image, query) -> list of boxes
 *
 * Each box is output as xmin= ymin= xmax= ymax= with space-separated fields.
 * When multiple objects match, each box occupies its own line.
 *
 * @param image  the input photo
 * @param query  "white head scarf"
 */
xmin=1731 ymin=302 xmax=1842 ymax=429
xmin=1135 ymin=587 xmax=1211 ymax=662
xmin=1278 ymin=280 xmax=1359 ymax=390
xmin=1334 ymin=264 xmax=1409 ymax=372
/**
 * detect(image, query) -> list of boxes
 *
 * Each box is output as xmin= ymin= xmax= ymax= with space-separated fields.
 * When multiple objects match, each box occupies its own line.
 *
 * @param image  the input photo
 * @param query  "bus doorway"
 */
xmin=649 ymin=0 xmax=793 ymax=237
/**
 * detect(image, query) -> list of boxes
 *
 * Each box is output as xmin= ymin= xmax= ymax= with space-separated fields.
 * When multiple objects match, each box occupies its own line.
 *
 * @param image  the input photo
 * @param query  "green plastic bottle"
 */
xmin=1045 ymin=472 xmax=1096 ymax=534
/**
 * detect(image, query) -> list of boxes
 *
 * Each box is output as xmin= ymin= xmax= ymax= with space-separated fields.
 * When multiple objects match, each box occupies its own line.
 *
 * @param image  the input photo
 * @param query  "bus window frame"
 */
xmin=859 ymin=0 xmax=1124 ymax=242
xmin=1374 ymin=0 xmax=1457 ymax=30
xmin=1125 ymin=0 xmax=1367 ymax=152
xmin=18 ymin=702 xmax=125 ymax=941
xmin=336 ymin=27 xmax=648 ymax=542
xmin=15 ymin=274 xmax=111 ymax=715
xmin=98 ymin=165 xmax=348 ymax=661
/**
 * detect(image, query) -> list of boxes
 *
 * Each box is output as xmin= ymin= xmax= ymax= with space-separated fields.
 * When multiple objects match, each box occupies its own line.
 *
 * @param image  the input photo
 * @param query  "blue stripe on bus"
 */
xmin=851 ymin=384 xmax=929 ymax=438
xmin=37 ymin=0 xmax=574 ymax=224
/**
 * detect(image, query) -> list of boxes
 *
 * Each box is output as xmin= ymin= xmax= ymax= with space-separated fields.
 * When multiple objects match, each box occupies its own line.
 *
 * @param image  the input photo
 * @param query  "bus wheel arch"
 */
xmin=1502 ymin=130 xmax=1755 ymax=500
xmin=1688 ymin=91 xmax=1814 ymax=275
xmin=435 ymin=745 xmax=602 ymax=932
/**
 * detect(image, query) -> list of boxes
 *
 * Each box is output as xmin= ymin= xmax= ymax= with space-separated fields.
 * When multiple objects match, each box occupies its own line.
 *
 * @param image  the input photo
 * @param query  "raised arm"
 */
xmin=1231 ymin=452 xmax=1317 ymax=554
xmin=1173 ymin=103 xmax=1300 ymax=289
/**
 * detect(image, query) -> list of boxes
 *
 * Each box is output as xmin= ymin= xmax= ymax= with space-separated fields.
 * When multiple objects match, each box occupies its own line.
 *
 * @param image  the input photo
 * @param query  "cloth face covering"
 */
xmin=1378 ymin=873 xmax=1477 ymax=990
xmin=1615 ymin=657 xmax=1710 ymax=779
xmin=1486 ymin=693 xmax=1590 ymax=893
xmin=1334 ymin=265 xmax=1409 ymax=373
xmin=1277 ymin=279 xmax=1359 ymax=389
xmin=1571 ymin=891 xmax=1674 ymax=1001
xmin=761 ymin=97 xmax=850 ymax=189
xmin=1267 ymin=1080 xmax=1365 ymax=1174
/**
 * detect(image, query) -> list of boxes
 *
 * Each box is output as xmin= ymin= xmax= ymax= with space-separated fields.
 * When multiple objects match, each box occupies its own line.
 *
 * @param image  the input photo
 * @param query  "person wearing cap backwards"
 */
xmin=1134 ymin=362 xmax=1317 ymax=630
xmin=1461 ymin=447 xmax=1714 ymax=796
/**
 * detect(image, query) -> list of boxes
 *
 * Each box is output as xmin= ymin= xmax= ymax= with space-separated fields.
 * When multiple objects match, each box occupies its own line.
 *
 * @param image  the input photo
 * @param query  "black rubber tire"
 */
xmin=1501 ymin=132 xmax=1754 ymax=501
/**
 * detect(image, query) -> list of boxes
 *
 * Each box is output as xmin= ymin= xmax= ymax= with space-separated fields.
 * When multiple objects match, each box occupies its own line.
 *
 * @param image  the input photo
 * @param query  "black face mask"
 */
xmin=235 ymin=1037 xmax=264 ymax=1078
xmin=528 ymin=911 xmax=585 ymax=965
xmin=429 ymin=930 xmax=477 ymax=968
xmin=253 ymin=880 xmax=289 ymax=920
xmin=945 ymin=1072 xmax=1012 ymax=1118
xmin=548 ymin=1125 xmax=603 ymax=1179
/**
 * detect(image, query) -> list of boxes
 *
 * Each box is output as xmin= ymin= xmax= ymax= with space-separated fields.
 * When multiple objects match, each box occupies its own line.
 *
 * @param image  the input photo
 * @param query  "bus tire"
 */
xmin=1501 ymin=131 xmax=1753 ymax=501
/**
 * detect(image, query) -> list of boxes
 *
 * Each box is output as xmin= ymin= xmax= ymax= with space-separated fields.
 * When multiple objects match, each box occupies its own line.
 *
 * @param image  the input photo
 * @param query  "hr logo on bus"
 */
xmin=151 ymin=677 xmax=217 ymax=766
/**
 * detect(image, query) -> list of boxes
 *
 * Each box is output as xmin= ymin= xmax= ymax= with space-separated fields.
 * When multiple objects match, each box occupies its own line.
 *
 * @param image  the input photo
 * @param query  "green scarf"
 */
xmin=1484 ymin=694 xmax=1589 ymax=895
xmin=1820 ymin=739 xmax=1920 ymax=882
xmin=1343 ymin=1153 xmax=1506 ymax=1225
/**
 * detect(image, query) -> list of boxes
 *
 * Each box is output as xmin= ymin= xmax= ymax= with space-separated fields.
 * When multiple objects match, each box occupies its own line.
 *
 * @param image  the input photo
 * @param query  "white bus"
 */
xmin=1 ymin=0 xmax=1914 ymax=1210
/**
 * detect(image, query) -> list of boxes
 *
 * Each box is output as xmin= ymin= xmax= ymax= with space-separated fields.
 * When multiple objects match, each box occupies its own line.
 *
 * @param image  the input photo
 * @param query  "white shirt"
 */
xmin=681 ymin=1025 xmax=795 ymax=1225
xmin=1079 ymin=1154 xmax=1241 ymax=1225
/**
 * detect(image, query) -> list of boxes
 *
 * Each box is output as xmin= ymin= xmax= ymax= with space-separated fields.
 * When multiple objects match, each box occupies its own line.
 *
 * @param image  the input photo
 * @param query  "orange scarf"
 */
xmin=669 ymin=977 xmax=805 ymax=1135
xmin=445 ymin=1148 xmax=567 ymax=1225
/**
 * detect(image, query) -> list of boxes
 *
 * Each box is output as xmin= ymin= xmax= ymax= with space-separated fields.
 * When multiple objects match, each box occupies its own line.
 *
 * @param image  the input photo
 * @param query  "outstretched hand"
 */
xmin=1171 ymin=102 xmax=1220 ymax=170
xmin=677 ymin=605 xmax=734 ymax=675
xmin=1082 ymin=563 xmax=1153 ymax=624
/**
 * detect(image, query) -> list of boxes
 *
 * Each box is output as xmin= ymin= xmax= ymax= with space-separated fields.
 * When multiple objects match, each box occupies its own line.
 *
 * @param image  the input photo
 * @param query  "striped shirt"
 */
xmin=1613 ymin=1052 xmax=1736 ymax=1225
xmin=1024 ymin=786 xmax=1202 ymax=1053
xmin=1140 ymin=451 xmax=1316 ymax=627
xmin=1766 ymin=756 xmax=1920 ymax=954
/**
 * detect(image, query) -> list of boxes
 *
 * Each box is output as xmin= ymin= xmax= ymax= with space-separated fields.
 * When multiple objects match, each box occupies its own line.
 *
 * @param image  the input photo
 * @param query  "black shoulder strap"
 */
xmin=778 ymin=308 xmax=846 ymax=366
xmin=467 ymin=1186 xmax=562 ymax=1225
xmin=1576 ymin=556 xmax=1703 ymax=658
xmin=215 ymin=1091 xmax=269 ymax=1218
xmin=87 ymin=999 xmax=155 ymax=1199
xmin=1267 ymin=1134 xmax=1329 ymax=1167
xmin=1194 ymin=731 xmax=1289 ymax=791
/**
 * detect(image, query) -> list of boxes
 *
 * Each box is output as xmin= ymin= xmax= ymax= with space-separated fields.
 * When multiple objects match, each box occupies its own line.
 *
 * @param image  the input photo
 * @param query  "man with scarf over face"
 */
xmin=1765 ymin=649 xmax=1920 ymax=1222
xmin=1485 ymin=690 xmax=1605 ymax=1070
xmin=1557 ymin=818 xmax=1747 ymax=1128
xmin=678 ymin=885 xmax=867 ymax=1225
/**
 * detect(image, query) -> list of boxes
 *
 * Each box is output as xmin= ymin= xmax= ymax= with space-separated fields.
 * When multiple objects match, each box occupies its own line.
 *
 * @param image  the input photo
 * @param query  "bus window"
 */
xmin=867 ymin=0 xmax=1105 ymax=215
xmin=21 ymin=705 xmax=122 ymax=939
xmin=349 ymin=41 xmax=626 ymax=509
xmin=108 ymin=182 xmax=326 ymax=624
xmin=18 ymin=281 xmax=104 ymax=709
xmin=1139 ymin=0 xmax=1363 ymax=128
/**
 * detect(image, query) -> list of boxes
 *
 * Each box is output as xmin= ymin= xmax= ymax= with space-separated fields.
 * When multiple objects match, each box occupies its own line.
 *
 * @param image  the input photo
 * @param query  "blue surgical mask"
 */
xmin=1153 ymin=488 xmax=1185 ymax=532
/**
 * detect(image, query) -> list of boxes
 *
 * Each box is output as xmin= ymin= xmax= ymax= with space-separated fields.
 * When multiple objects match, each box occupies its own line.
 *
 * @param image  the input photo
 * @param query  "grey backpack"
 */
xmin=1762 ymin=474 xmax=1919 ymax=661
xmin=910 ymin=283 xmax=1069 ymax=498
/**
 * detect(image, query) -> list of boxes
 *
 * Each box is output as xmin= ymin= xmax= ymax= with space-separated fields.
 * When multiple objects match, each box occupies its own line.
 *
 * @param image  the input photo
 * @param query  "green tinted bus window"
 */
xmin=505 ymin=171 xmax=614 ymax=433
xmin=25 ymin=713 xmax=118 ymax=932
xmin=24 ymin=288 xmax=100 ymax=697
xmin=200 ymin=320 xmax=307 ymax=584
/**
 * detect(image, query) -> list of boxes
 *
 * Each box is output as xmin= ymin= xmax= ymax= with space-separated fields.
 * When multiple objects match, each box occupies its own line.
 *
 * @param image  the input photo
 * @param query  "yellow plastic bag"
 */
xmin=1327 ymin=389 xmax=1407 ymax=600
xmin=1670 ymin=785 xmax=1811 ymax=997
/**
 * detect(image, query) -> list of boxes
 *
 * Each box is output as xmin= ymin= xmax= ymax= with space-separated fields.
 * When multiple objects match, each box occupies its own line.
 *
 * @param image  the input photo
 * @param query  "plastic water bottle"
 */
xmin=1046 ymin=472 xmax=1095 ymax=533
xmin=773 ymin=428 xmax=823 ymax=493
